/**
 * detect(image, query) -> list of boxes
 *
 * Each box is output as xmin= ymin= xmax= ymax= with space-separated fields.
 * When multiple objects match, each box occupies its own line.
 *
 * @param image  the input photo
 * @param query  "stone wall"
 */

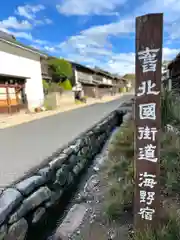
xmin=44 ymin=91 xmax=74 ymax=109
xmin=0 ymin=102 xmax=133 ymax=240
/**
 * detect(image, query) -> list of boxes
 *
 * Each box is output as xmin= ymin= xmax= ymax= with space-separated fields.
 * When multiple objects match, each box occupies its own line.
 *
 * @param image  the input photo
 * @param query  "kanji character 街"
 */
xmin=138 ymin=206 xmax=155 ymax=220
xmin=139 ymin=103 xmax=156 ymax=120
xmin=140 ymin=191 xmax=155 ymax=205
xmin=139 ymin=172 xmax=157 ymax=188
xmin=138 ymin=126 xmax=157 ymax=141
xmin=138 ymin=144 xmax=157 ymax=162
xmin=138 ymin=47 xmax=159 ymax=73
xmin=137 ymin=80 xmax=159 ymax=97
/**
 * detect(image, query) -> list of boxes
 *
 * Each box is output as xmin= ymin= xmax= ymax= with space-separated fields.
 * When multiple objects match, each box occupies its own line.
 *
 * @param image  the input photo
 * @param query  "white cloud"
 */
xmin=60 ymin=35 xmax=135 ymax=74
xmin=0 ymin=27 xmax=34 ymax=41
xmin=0 ymin=4 xmax=54 ymax=55
xmin=44 ymin=18 xmax=53 ymax=24
xmin=0 ymin=16 xmax=32 ymax=30
xmin=0 ymin=26 xmax=52 ymax=49
xmin=56 ymin=0 xmax=126 ymax=16
xmin=60 ymin=40 xmax=180 ymax=75
xmin=63 ymin=0 xmax=180 ymax=44
xmin=15 ymin=4 xmax=52 ymax=26
xmin=34 ymin=18 xmax=53 ymax=26
xmin=44 ymin=46 xmax=55 ymax=52
xmin=57 ymin=0 xmax=180 ymax=75
xmin=65 ymin=51 xmax=135 ymax=75
xmin=30 ymin=44 xmax=41 ymax=50
xmin=12 ymin=32 xmax=33 ymax=40
xmin=29 ymin=44 xmax=55 ymax=53
xmin=107 ymin=48 xmax=179 ymax=74
xmin=82 ymin=18 xmax=134 ymax=37
xmin=34 ymin=39 xmax=49 ymax=45
xmin=1 ymin=0 xmax=179 ymax=75
xmin=16 ymin=4 xmax=45 ymax=20
xmin=163 ymin=47 xmax=179 ymax=60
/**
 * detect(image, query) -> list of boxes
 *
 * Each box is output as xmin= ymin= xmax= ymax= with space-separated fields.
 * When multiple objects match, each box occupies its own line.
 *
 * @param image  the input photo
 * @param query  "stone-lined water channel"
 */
xmin=27 ymin=127 xmax=119 ymax=240
xmin=25 ymin=103 xmax=133 ymax=240
xmin=0 ymin=98 xmax=134 ymax=240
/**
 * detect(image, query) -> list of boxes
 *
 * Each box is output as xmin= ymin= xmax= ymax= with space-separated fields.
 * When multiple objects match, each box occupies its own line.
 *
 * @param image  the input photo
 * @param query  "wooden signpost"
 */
xmin=134 ymin=13 xmax=163 ymax=230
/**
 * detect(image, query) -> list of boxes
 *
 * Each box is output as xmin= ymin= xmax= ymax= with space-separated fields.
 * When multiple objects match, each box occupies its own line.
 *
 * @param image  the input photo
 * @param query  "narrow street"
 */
xmin=0 ymin=94 xmax=133 ymax=186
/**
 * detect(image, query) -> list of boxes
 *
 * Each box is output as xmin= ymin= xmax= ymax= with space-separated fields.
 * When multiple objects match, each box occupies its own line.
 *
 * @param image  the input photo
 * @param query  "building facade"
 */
xmin=0 ymin=32 xmax=47 ymax=113
xmin=168 ymin=54 xmax=180 ymax=90
xmin=71 ymin=62 xmax=125 ymax=98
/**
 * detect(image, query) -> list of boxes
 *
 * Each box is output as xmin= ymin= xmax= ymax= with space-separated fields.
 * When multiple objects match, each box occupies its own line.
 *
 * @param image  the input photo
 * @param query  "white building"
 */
xmin=0 ymin=31 xmax=47 ymax=114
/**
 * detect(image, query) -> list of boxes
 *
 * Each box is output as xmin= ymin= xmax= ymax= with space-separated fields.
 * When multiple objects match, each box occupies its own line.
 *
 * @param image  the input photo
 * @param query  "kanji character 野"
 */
xmin=140 ymin=190 xmax=155 ymax=205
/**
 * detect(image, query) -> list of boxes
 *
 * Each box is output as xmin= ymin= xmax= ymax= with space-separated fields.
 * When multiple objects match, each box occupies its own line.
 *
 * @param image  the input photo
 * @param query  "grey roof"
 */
xmin=0 ymin=31 xmax=48 ymax=57
xmin=0 ymin=31 xmax=16 ymax=41
xmin=70 ymin=61 xmax=96 ymax=73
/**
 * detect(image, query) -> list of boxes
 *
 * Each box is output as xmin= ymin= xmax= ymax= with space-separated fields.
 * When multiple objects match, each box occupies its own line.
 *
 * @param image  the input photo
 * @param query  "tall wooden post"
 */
xmin=134 ymin=13 xmax=163 ymax=231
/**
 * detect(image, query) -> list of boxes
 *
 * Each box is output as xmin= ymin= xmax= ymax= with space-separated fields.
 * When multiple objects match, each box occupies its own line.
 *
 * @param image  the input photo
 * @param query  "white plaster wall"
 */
xmin=103 ymin=77 xmax=112 ymax=85
xmin=74 ymin=69 xmax=78 ymax=85
xmin=0 ymin=41 xmax=44 ymax=109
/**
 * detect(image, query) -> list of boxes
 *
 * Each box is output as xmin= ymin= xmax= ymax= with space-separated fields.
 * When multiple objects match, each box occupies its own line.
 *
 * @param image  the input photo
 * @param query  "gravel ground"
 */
xmin=0 ymin=94 xmax=133 ymax=187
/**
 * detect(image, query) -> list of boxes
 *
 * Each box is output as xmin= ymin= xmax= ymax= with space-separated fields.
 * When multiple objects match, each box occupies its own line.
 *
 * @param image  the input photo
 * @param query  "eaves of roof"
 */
xmin=0 ymin=38 xmax=48 ymax=58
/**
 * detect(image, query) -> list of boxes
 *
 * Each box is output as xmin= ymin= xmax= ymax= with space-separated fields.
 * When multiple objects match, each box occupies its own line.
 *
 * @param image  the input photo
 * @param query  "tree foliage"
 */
xmin=59 ymin=79 xmax=72 ymax=90
xmin=163 ymin=60 xmax=170 ymax=66
xmin=123 ymin=73 xmax=135 ymax=88
xmin=48 ymin=58 xmax=73 ymax=79
xmin=42 ymin=79 xmax=49 ymax=91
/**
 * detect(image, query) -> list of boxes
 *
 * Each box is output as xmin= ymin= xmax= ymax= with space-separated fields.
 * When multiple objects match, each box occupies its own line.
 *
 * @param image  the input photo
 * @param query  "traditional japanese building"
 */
xmin=0 ymin=31 xmax=48 ymax=114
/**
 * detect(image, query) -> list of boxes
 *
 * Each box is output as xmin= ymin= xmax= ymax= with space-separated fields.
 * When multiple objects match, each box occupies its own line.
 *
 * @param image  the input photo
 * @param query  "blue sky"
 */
xmin=0 ymin=0 xmax=180 ymax=75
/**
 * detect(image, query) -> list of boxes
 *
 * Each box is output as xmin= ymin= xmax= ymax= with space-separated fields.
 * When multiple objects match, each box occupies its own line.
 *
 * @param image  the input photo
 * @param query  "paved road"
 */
xmin=0 ymin=94 xmax=133 ymax=186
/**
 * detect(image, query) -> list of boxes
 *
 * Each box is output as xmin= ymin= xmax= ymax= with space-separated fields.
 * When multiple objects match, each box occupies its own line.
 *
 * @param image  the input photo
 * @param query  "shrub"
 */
xmin=119 ymin=87 xmax=127 ymax=93
xmin=161 ymin=89 xmax=180 ymax=129
xmin=161 ymin=89 xmax=175 ymax=128
xmin=103 ymin=111 xmax=180 ymax=220
xmin=42 ymin=79 xmax=49 ymax=89
xmin=133 ymin=206 xmax=180 ymax=240
xmin=102 ymin=90 xmax=180 ymax=238
xmin=42 ymin=79 xmax=50 ymax=95
xmin=59 ymin=79 xmax=72 ymax=91
xmin=108 ymin=120 xmax=134 ymax=161
xmin=103 ymin=120 xmax=134 ymax=219
xmin=160 ymin=130 xmax=180 ymax=196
